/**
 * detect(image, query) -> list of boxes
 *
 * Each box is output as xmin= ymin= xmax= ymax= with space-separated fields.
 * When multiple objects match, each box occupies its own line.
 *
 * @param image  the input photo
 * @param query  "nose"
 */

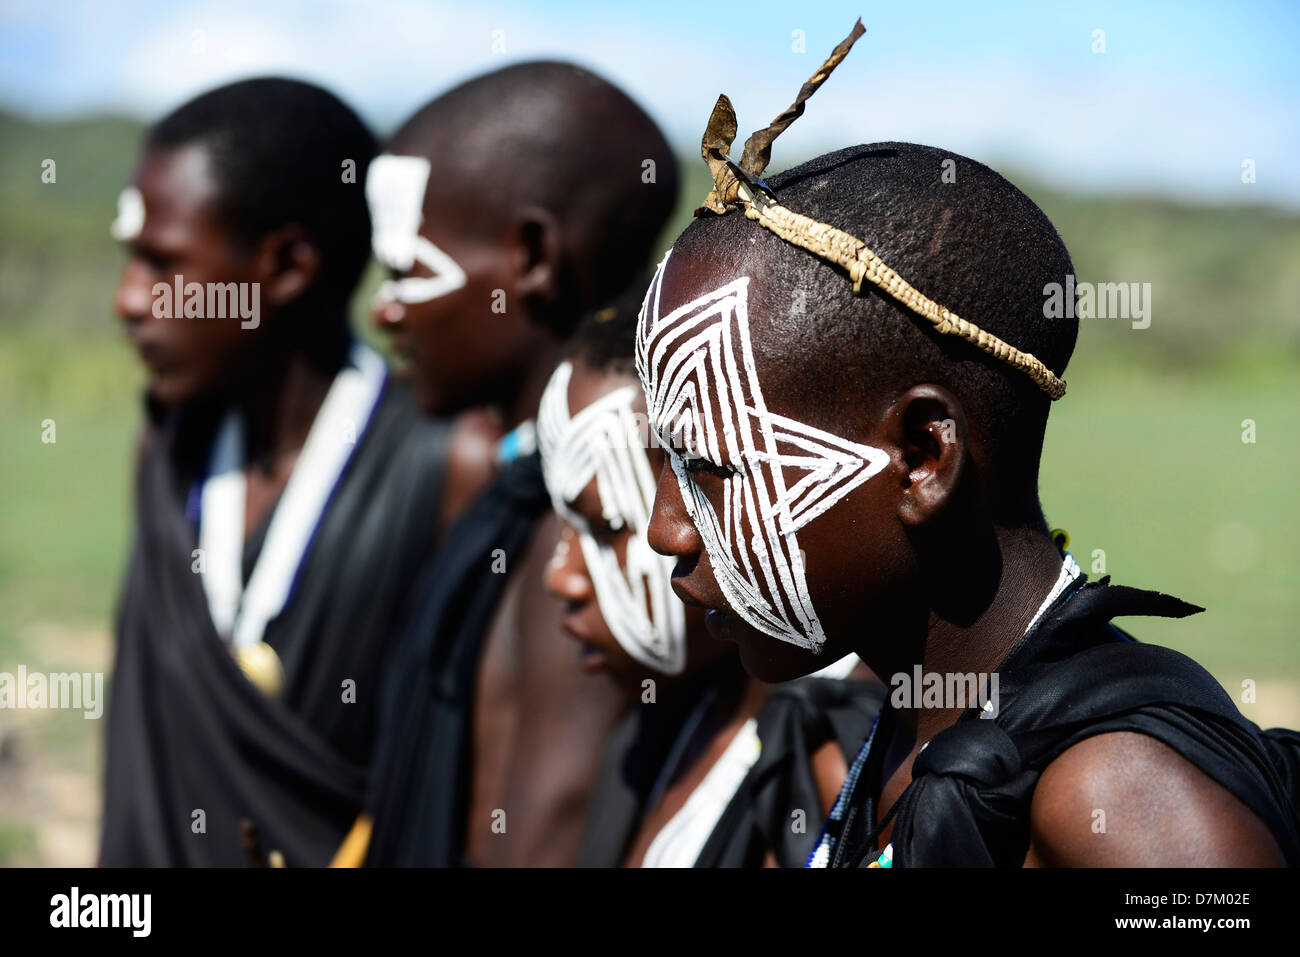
xmin=545 ymin=525 xmax=594 ymax=604
xmin=114 ymin=257 xmax=155 ymax=327
xmin=647 ymin=458 xmax=701 ymax=560
xmin=370 ymin=291 xmax=405 ymax=332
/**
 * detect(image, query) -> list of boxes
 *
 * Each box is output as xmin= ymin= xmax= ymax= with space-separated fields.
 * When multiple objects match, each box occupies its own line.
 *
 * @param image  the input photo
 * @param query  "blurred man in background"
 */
xmin=101 ymin=77 xmax=461 ymax=866
xmin=358 ymin=61 xmax=678 ymax=866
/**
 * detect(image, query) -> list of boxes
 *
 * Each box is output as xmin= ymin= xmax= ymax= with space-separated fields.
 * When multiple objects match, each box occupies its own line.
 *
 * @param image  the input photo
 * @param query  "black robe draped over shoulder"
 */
xmin=101 ymin=379 xmax=450 ymax=867
xmin=823 ymin=578 xmax=1300 ymax=868
xmin=579 ymin=667 xmax=886 ymax=868
xmin=364 ymin=452 xmax=550 ymax=866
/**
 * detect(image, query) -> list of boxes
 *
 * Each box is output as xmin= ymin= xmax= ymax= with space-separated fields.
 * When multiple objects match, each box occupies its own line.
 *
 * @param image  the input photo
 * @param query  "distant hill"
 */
xmin=3 ymin=109 xmax=1298 ymax=375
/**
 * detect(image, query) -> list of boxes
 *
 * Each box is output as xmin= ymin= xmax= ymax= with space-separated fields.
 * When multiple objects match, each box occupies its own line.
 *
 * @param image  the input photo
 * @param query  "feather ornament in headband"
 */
xmin=695 ymin=18 xmax=1066 ymax=400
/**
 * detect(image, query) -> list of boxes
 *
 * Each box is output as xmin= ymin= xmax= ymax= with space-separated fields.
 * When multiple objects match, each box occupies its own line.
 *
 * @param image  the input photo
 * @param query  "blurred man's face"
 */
xmin=367 ymin=152 xmax=551 ymax=417
xmin=113 ymin=143 xmax=268 ymax=407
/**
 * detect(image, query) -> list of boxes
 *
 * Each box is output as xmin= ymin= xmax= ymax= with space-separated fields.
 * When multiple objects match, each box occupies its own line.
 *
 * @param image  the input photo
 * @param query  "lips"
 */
xmin=380 ymin=334 xmax=416 ymax=378
xmin=128 ymin=337 xmax=170 ymax=372
xmin=387 ymin=331 xmax=414 ymax=355
xmin=672 ymin=577 xmax=738 ymax=642
xmin=560 ymin=616 xmax=610 ymax=674
xmin=670 ymin=578 xmax=711 ymax=610
xmin=385 ymin=331 xmax=416 ymax=360
xmin=577 ymin=641 xmax=609 ymax=674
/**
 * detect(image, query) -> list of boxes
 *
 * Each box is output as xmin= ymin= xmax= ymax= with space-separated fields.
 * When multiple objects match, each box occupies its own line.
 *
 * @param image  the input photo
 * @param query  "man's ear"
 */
xmin=888 ymin=384 xmax=967 ymax=528
xmin=255 ymin=223 xmax=321 ymax=308
xmin=510 ymin=205 xmax=561 ymax=305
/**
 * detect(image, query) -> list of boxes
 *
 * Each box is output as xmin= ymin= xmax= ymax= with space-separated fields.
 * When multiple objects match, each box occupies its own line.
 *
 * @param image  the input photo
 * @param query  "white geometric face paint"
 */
xmin=635 ymin=249 xmax=890 ymax=652
xmin=365 ymin=153 xmax=467 ymax=304
xmin=110 ymin=186 xmax=145 ymax=242
xmin=538 ymin=360 xmax=687 ymax=675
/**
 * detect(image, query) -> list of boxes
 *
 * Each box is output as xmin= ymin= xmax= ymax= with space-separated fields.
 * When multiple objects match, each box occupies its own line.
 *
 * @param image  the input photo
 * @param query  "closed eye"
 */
xmin=588 ymin=516 xmax=622 ymax=544
xmin=125 ymin=240 xmax=174 ymax=274
xmin=681 ymin=456 xmax=740 ymax=479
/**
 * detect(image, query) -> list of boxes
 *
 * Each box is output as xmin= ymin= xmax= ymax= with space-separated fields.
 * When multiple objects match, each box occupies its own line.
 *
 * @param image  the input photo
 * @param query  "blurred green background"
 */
xmin=1 ymin=109 xmax=1297 ymax=865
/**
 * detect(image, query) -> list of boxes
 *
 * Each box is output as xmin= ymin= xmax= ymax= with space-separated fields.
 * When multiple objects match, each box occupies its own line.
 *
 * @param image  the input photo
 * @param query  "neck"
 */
xmin=870 ymin=525 xmax=1065 ymax=748
xmin=237 ymin=345 xmax=345 ymax=471
xmin=502 ymin=337 xmax=564 ymax=430
xmin=706 ymin=659 xmax=768 ymax=734
xmin=729 ymin=674 xmax=771 ymax=727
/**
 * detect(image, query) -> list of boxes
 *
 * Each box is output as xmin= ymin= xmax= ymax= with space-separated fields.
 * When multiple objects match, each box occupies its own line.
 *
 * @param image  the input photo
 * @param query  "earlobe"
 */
xmin=512 ymin=205 xmax=561 ymax=304
xmin=259 ymin=224 xmax=320 ymax=307
xmin=893 ymin=384 xmax=966 ymax=528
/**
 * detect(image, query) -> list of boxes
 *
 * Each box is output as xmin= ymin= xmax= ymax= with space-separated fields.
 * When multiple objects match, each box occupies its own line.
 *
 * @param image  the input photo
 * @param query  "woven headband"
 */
xmin=694 ymin=19 xmax=1066 ymax=400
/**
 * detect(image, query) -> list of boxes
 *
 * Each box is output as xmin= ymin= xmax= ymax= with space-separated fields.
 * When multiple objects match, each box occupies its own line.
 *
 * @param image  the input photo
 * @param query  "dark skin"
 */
xmin=369 ymin=160 xmax=561 ymax=538
xmin=435 ymin=408 xmax=507 ymax=540
xmin=116 ymin=139 xmax=503 ymax=869
xmin=544 ymin=360 xmax=848 ymax=867
xmin=468 ymin=510 xmax=625 ymax=866
xmin=544 ymin=363 xmax=732 ymax=693
xmin=370 ymin=171 xmax=565 ymax=427
xmin=114 ymin=143 xmax=340 ymax=535
xmin=370 ymin=149 xmax=625 ymax=868
xmin=645 ymin=248 xmax=1285 ymax=867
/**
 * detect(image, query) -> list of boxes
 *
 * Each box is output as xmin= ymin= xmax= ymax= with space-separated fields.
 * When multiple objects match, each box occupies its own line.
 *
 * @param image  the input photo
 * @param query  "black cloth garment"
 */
xmin=100 ymin=379 xmax=450 ymax=866
xmin=825 ymin=577 xmax=1300 ymax=867
xmin=577 ymin=660 xmax=738 ymax=866
xmin=364 ymin=452 xmax=551 ymax=866
xmin=578 ymin=666 xmax=885 ymax=868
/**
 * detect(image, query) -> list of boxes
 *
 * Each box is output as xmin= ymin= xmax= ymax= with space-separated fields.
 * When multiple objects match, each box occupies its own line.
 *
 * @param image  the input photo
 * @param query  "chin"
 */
xmin=414 ymin=374 xmax=479 ymax=420
xmin=715 ymin=614 xmax=827 ymax=683
xmin=411 ymin=377 xmax=451 ymax=418
xmin=738 ymin=645 xmax=829 ymax=683
xmin=145 ymin=373 xmax=202 ymax=408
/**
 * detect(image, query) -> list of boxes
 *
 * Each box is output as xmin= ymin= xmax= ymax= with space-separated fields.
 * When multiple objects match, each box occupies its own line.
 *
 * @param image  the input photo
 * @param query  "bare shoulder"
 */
xmin=437 ymin=409 xmax=506 ymax=537
xmin=1026 ymin=731 xmax=1285 ymax=867
xmin=810 ymin=739 xmax=848 ymax=819
xmin=493 ymin=512 xmax=626 ymax=865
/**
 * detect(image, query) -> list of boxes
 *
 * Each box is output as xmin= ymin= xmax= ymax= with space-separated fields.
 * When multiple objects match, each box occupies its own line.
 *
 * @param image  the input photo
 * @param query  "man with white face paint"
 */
xmin=539 ymin=359 xmax=686 ymax=675
xmin=637 ymin=26 xmax=1300 ymax=869
xmin=638 ymin=254 xmax=891 ymax=655
xmin=358 ymin=61 xmax=682 ymax=868
xmin=538 ymin=298 xmax=884 ymax=868
xmin=366 ymin=154 xmax=468 ymax=308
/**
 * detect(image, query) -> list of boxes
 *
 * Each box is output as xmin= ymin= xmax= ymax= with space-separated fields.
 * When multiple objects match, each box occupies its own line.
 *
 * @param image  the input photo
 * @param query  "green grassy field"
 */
xmin=1 ymin=110 xmax=1297 ymax=864
xmin=2 ymin=336 xmax=1295 ymax=864
xmin=1039 ymin=361 xmax=1299 ymax=684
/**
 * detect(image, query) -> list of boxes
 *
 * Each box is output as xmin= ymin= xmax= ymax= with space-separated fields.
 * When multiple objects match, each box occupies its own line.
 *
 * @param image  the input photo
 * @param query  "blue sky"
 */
xmin=2 ymin=0 xmax=1297 ymax=206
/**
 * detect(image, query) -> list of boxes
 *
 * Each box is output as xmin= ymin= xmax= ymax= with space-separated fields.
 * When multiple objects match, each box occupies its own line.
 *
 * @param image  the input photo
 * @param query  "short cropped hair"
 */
xmin=148 ymin=77 xmax=378 ymax=302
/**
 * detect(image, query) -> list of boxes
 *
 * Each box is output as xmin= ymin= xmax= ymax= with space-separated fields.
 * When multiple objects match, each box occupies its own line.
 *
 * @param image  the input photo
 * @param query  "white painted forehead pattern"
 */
xmin=538 ymin=360 xmax=687 ymax=674
xmin=635 ymin=249 xmax=890 ymax=652
xmin=110 ymin=186 xmax=145 ymax=242
xmin=365 ymin=153 xmax=467 ymax=304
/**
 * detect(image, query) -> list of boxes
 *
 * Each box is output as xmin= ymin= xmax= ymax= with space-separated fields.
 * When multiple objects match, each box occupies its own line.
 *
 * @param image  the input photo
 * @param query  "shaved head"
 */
xmin=638 ymin=143 xmax=1079 ymax=675
xmin=673 ymin=143 xmax=1077 ymax=526
xmin=389 ymin=61 xmax=678 ymax=324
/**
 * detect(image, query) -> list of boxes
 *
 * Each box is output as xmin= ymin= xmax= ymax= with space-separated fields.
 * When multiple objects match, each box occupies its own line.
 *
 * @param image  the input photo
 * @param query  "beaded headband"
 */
xmin=694 ymin=19 xmax=1067 ymax=400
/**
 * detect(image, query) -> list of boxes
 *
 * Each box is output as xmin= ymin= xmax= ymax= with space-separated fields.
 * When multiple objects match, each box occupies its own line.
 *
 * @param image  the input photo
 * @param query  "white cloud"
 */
xmin=4 ymin=0 xmax=1297 ymax=206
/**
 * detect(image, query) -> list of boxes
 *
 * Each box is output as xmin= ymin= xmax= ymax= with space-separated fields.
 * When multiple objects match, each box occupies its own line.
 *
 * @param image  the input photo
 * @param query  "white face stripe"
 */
xmin=636 ymin=249 xmax=889 ymax=652
xmin=110 ymin=186 xmax=145 ymax=242
xmin=539 ymin=360 xmax=687 ymax=675
xmin=365 ymin=153 xmax=467 ymax=304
